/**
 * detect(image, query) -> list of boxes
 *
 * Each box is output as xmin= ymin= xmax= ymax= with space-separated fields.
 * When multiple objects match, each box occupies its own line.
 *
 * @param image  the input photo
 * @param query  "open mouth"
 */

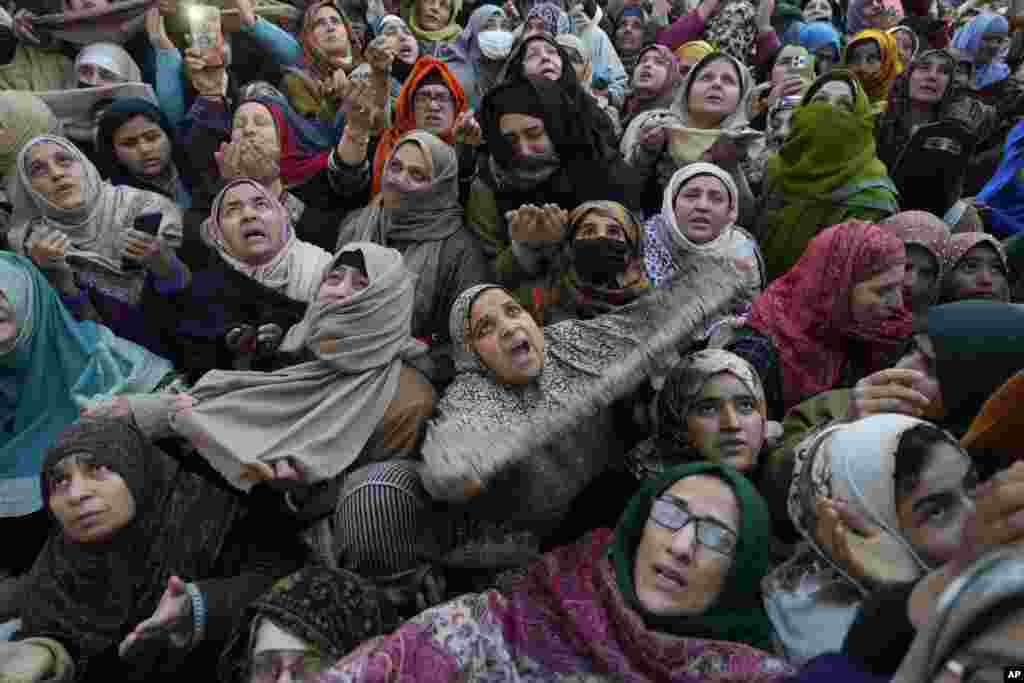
xmin=506 ymin=335 xmax=532 ymax=367
xmin=241 ymin=225 xmax=269 ymax=242
xmin=718 ymin=438 xmax=746 ymax=451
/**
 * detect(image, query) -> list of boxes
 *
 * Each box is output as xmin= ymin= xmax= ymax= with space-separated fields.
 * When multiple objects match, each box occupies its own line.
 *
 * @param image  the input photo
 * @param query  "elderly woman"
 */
xmin=95 ymin=98 xmax=191 ymax=209
xmin=0 ymin=254 xmax=173 ymax=576
xmin=0 ymin=93 xmax=61 ymax=241
xmin=844 ymin=29 xmax=903 ymax=109
xmin=627 ymin=350 xmax=769 ymax=482
xmin=762 ymin=414 xmax=978 ymax=664
xmin=0 ymin=418 xmax=306 ymax=682
xmin=317 ymin=463 xmax=793 ymax=681
xmin=171 ymin=242 xmax=435 ymax=493
xmin=334 ymin=131 xmax=490 ymax=382
xmin=7 ymin=135 xmax=187 ymax=359
xmin=527 ymin=200 xmax=650 ymax=325
xmin=447 ymin=5 xmax=509 ymax=109
xmin=727 ymin=221 xmax=913 ymax=420
xmin=624 ymin=52 xmax=763 ymax=221
xmin=939 ymin=233 xmax=1010 ymax=305
xmin=402 ymin=0 xmax=463 ymax=57
xmin=757 ymin=71 xmax=898 ymax=279
xmin=880 ymin=211 xmax=950 ymax=330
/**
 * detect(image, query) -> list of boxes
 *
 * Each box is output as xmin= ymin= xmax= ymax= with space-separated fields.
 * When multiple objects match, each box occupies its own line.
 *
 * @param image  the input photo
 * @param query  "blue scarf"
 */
xmin=978 ymin=119 xmax=1024 ymax=237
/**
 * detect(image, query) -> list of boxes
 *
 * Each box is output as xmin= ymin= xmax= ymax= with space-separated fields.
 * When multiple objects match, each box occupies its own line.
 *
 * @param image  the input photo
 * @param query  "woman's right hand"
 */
xmin=848 ymin=368 xmax=932 ymax=421
xmin=27 ymin=230 xmax=72 ymax=273
xmin=145 ymin=6 xmax=175 ymax=50
xmin=507 ymin=204 xmax=569 ymax=243
xmin=767 ymin=76 xmax=804 ymax=109
xmin=184 ymin=47 xmax=227 ymax=97
xmin=342 ymin=79 xmax=380 ymax=134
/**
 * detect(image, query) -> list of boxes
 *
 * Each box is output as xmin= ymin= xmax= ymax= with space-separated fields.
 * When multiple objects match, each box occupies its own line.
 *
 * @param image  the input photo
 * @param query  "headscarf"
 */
xmin=402 ymin=0 xmax=463 ymax=42
xmin=218 ymin=567 xmax=390 ymax=683
xmin=889 ymin=25 xmax=920 ymax=61
xmin=941 ymin=232 xmax=1007 ymax=281
xmin=18 ymin=418 xmax=239 ymax=671
xmin=0 ymin=92 xmax=60 ymax=180
xmin=7 ymin=135 xmax=183 ymax=306
xmin=337 ymin=130 xmax=464 ymax=334
xmin=881 ymin=210 xmax=951 ymax=305
xmin=205 ymin=179 xmax=332 ymax=302
xmin=297 ymin=0 xmax=358 ymax=82
xmin=25 ymin=0 xmax=152 ymax=45
xmin=422 ymin=253 xmax=744 ymax=519
xmin=673 ymin=52 xmax=755 ymax=130
xmin=644 ymin=163 xmax=762 ymax=296
xmin=627 ymin=351 xmax=766 ymax=481
xmin=170 ymin=243 xmax=427 ymax=492
xmin=73 ymin=41 xmax=142 ymax=84
xmin=748 ymin=220 xmax=913 ymax=410
xmin=961 ymin=369 xmax=1024 ymax=462
xmin=788 ymin=415 xmax=939 ymax=593
xmin=893 ymin=547 xmax=1024 ymax=683
xmin=450 ymin=4 xmax=505 ymax=68
xmin=94 ymin=97 xmax=188 ymax=204
xmin=525 ymin=2 xmax=562 ymax=35
xmin=370 ymin=57 xmax=467 ymax=195
xmin=951 ymin=13 xmax=1009 ymax=89
xmin=0 ymin=254 xmax=172 ymax=517
xmin=797 ymin=21 xmax=842 ymax=64
xmin=502 ymin=33 xmax=580 ymax=92
xmin=978 ymin=118 xmax=1024 ymax=237
xmin=609 ymin=5 xmax=650 ymax=76
xmin=760 ymin=71 xmax=897 ymax=278
xmin=928 ymin=302 xmax=1024 ymax=435
xmin=240 ymin=97 xmax=333 ymax=189
xmin=845 ymin=29 xmax=904 ymax=103
xmin=622 ymin=44 xmax=683 ymax=123
xmin=675 ymin=39 xmax=715 ymax=63
xmin=847 ymin=0 xmax=903 ymax=35
xmin=704 ymin=0 xmax=759 ymax=64
xmin=610 ymin=462 xmax=776 ymax=650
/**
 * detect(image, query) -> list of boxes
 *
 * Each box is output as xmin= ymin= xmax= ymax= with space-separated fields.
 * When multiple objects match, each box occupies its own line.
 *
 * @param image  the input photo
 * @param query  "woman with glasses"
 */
xmin=316 ymin=462 xmax=791 ymax=681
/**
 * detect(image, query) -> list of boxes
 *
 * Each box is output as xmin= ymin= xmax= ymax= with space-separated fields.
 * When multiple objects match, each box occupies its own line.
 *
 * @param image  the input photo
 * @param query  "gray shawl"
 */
xmin=335 ymin=130 xmax=463 ymax=338
xmin=170 ymin=242 xmax=427 ymax=492
xmin=419 ymin=252 xmax=744 ymax=522
xmin=7 ymin=135 xmax=182 ymax=305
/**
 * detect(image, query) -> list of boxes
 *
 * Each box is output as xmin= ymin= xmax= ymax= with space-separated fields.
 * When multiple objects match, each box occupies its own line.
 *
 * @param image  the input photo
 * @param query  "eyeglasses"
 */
xmin=250 ymin=650 xmax=326 ymax=683
xmin=414 ymin=89 xmax=454 ymax=107
xmin=649 ymin=496 xmax=738 ymax=556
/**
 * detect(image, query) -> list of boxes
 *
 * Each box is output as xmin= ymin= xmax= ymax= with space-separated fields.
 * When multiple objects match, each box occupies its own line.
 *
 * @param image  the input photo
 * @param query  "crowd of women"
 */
xmin=1 ymin=0 xmax=1024 ymax=677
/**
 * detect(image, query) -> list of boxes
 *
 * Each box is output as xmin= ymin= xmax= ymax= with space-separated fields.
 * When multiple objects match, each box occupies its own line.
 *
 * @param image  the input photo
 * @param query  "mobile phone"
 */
xmin=188 ymin=4 xmax=225 ymax=67
xmin=133 ymin=212 xmax=162 ymax=236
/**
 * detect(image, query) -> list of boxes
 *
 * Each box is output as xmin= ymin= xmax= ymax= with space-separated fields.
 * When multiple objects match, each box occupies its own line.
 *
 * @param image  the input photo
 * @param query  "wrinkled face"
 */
xmin=976 ymin=30 xmax=1008 ymax=65
xmin=383 ymin=22 xmax=420 ymax=64
xmin=575 ymin=211 xmax=628 ymax=242
xmin=809 ymin=78 xmax=855 ymax=112
xmin=904 ymin=244 xmax=940 ymax=316
xmin=413 ymin=83 xmax=456 ymax=134
xmin=803 ymin=0 xmax=832 ymax=22
xmin=381 ymin=142 xmax=432 ymax=195
xmin=673 ymin=175 xmax=732 ymax=244
xmin=417 ymin=0 xmax=452 ymax=31
xmin=633 ymin=475 xmax=739 ymax=617
xmin=846 ymin=39 xmax=883 ymax=84
xmin=523 ymin=39 xmax=563 ymax=81
xmin=311 ymin=6 xmax=350 ymax=54
xmin=468 ymin=288 xmax=545 ymax=385
xmin=895 ymin=441 xmax=977 ymax=568
xmin=895 ymin=333 xmax=945 ymax=421
xmin=849 ymin=263 xmax=906 ymax=326
xmin=813 ymin=45 xmax=838 ymax=76
xmin=218 ymin=183 xmax=286 ymax=266
xmin=499 ymin=113 xmax=555 ymax=160
xmin=25 ymin=141 xmax=87 ymax=211
xmin=64 ymin=0 xmax=111 ymax=10
xmin=685 ymin=373 xmax=765 ymax=471
xmin=0 ymin=292 xmax=17 ymax=355
xmin=316 ymin=264 xmax=369 ymax=304
xmin=232 ymin=102 xmax=280 ymax=155
xmin=894 ymin=30 xmax=916 ymax=65
xmin=687 ymin=58 xmax=742 ymax=127
xmin=634 ymin=50 xmax=671 ymax=93
xmin=909 ymin=54 xmax=952 ymax=105
xmin=112 ymin=114 xmax=171 ymax=179
xmin=947 ymin=244 xmax=1010 ymax=303
xmin=616 ymin=15 xmax=645 ymax=52
xmin=48 ymin=453 xmax=136 ymax=544
xmin=77 ymin=60 xmax=125 ymax=87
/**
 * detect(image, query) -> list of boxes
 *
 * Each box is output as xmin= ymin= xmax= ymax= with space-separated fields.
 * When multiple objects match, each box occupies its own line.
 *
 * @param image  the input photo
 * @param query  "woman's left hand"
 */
xmin=118 ymin=576 xmax=193 ymax=659
xmin=454 ymin=111 xmax=483 ymax=147
xmin=122 ymin=229 xmax=175 ymax=278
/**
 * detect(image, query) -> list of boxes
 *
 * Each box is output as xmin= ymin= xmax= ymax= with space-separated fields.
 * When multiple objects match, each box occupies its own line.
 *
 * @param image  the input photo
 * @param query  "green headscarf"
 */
xmin=610 ymin=462 xmax=776 ymax=651
xmin=759 ymin=70 xmax=898 ymax=279
xmin=402 ymin=0 xmax=463 ymax=42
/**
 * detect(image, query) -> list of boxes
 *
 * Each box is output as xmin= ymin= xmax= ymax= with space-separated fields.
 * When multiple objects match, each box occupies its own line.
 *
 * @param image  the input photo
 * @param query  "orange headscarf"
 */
xmin=845 ymin=29 xmax=903 ymax=105
xmin=371 ymin=57 xmax=468 ymax=195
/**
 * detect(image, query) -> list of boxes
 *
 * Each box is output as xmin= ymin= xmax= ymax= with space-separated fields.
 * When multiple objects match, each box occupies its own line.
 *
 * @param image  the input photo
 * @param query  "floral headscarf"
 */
xmin=705 ymin=0 xmax=758 ymax=64
xmin=525 ymin=2 xmax=563 ymax=36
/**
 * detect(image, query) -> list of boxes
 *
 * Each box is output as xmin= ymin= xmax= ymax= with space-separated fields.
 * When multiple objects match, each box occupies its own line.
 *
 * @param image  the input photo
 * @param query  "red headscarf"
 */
xmin=371 ymin=57 xmax=468 ymax=195
xmin=747 ymin=220 xmax=913 ymax=410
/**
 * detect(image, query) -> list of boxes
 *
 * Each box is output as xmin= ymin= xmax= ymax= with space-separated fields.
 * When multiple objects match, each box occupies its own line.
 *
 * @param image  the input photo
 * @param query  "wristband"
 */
xmin=184 ymin=582 xmax=206 ymax=651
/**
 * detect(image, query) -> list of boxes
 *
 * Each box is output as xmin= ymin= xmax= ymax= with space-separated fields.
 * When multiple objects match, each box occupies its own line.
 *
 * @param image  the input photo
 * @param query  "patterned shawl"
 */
xmin=0 ymin=254 xmax=172 ymax=517
xmin=845 ymin=29 xmax=904 ymax=104
xmin=320 ymin=527 xmax=793 ymax=681
xmin=17 ymin=418 xmax=239 ymax=675
xmin=281 ymin=1 xmax=360 ymax=122
xmin=748 ymin=220 xmax=913 ymax=410
xmin=205 ymin=179 xmax=332 ymax=303
xmin=941 ymin=232 xmax=1007 ymax=279
xmin=7 ymin=135 xmax=183 ymax=306
xmin=170 ymin=243 xmax=427 ymax=492
xmin=420 ymin=249 xmax=745 ymax=522
xmin=401 ymin=0 xmax=463 ymax=42
xmin=27 ymin=0 xmax=154 ymax=45
xmin=705 ymin=0 xmax=758 ymax=64
xmin=880 ymin=210 xmax=950 ymax=307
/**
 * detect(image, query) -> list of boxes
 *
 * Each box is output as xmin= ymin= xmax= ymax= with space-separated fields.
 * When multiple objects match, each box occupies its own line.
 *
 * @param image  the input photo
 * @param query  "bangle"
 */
xmin=184 ymin=583 xmax=206 ymax=651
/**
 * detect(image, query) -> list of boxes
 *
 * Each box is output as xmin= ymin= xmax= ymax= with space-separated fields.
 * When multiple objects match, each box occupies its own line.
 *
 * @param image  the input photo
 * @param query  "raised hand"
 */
xmin=814 ymin=496 xmax=921 ymax=586
xmin=453 ymin=110 xmax=483 ymax=146
xmin=118 ymin=576 xmax=193 ymax=659
xmin=507 ymin=203 xmax=568 ymax=243
xmin=216 ymin=138 xmax=281 ymax=183
xmin=184 ymin=47 xmax=227 ymax=97
xmin=145 ymin=6 xmax=175 ymax=50
xmin=848 ymin=368 xmax=933 ymax=421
